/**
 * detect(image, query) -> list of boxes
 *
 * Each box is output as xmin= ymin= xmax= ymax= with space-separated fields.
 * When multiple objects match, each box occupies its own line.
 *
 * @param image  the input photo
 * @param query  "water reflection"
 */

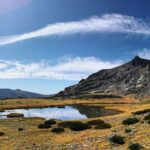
xmin=0 ymin=105 xmax=120 ymax=120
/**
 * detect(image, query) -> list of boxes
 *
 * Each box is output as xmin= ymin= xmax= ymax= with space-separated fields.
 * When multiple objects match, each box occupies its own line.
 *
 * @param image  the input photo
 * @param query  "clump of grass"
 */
xmin=51 ymin=127 xmax=64 ymax=134
xmin=144 ymin=113 xmax=150 ymax=120
xmin=69 ymin=122 xmax=91 ymax=131
xmin=7 ymin=113 xmax=24 ymax=118
xmin=38 ymin=124 xmax=51 ymax=129
xmin=128 ymin=143 xmax=143 ymax=150
xmin=109 ymin=135 xmax=125 ymax=145
xmin=87 ymin=119 xmax=105 ymax=125
xmin=133 ymin=109 xmax=150 ymax=115
xmin=44 ymin=119 xmax=57 ymax=125
xmin=94 ymin=123 xmax=111 ymax=129
xmin=122 ymin=117 xmax=139 ymax=125
xmin=0 ymin=132 xmax=5 ymax=136
xmin=18 ymin=128 xmax=24 ymax=131
xmin=58 ymin=121 xmax=74 ymax=128
xmin=125 ymin=128 xmax=132 ymax=133
xmin=58 ymin=121 xmax=91 ymax=131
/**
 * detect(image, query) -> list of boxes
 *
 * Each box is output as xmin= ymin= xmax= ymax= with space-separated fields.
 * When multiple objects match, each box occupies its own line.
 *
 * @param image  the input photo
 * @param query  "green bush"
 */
xmin=94 ymin=123 xmax=111 ymax=129
xmin=87 ymin=119 xmax=105 ymax=125
xmin=147 ymin=120 xmax=150 ymax=124
xmin=125 ymin=128 xmax=132 ymax=133
xmin=51 ymin=127 xmax=64 ymax=133
xmin=38 ymin=123 xmax=51 ymax=129
xmin=69 ymin=122 xmax=91 ymax=131
xmin=7 ymin=113 xmax=24 ymax=118
xmin=0 ymin=132 xmax=5 ymax=136
xmin=18 ymin=128 xmax=24 ymax=131
xmin=133 ymin=109 xmax=150 ymax=115
xmin=144 ymin=113 xmax=150 ymax=120
xmin=128 ymin=143 xmax=143 ymax=150
xmin=58 ymin=121 xmax=74 ymax=128
xmin=110 ymin=135 xmax=125 ymax=145
xmin=44 ymin=119 xmax=57 ymax=125
xmin=58 ymin=121 xmax=91 ymax=131
xmin=122 ymin=117 xmax=139 ymax=125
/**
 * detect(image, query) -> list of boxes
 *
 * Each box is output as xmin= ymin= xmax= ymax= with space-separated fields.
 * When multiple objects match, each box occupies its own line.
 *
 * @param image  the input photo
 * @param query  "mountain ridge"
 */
xmin=55 ymin=56 xmax=150 ymax=99
xmin=0 ymin=89 xmax=49 ymax=99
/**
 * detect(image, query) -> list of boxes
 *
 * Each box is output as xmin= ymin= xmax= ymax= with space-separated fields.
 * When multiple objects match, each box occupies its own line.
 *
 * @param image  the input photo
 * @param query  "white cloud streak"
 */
xmin=138 ymin=49 xmax=150 ymax=59
xmin=1 ymin=14 xmax=150 ymax=46
xmin=0 ymin=57 xmax=122 ymax=81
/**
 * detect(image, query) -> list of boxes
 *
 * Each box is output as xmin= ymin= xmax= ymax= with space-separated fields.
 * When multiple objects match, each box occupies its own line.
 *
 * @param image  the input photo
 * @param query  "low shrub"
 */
xmin=109 ymin=135 xmax=125 ymax=145
xmin=58 ymin=121 xmax=74 ymax=128
xmin=44 ymin=119 xmax=57 ymax=125
xmin=38 ymin=123 xmax=51 ymax=129
xmin=94 ymin=123 xmax=111 ymax=129
xmin=18 ymin=128 xmax=24 ymax=131
xmin=133 ymin=109 xmax=150 ymax=115
xmin=7 ymin=113 xmax=24 ymax=118
xmin=58 ymin=121 xmax=91 ymax=131
xmin=128 ymin=143 xmax=143 ymax=150
xmin=125 ymin=128 xmax=132 ymax=133
xmin=0 ymin=132 xmax=5 ymax=136
xmin=69 ymin=122 xmax=91 ymax=131
xmin=122 ymin=117 xmax=139 ymax=125
xmin=51 ymin=127 xmax=64 ymax=133
xmin=87 ymin=119 xmax=105 ymax=125
xmin=144 ymin=113 xmax=150 ymax=120
xmin=147 ymin=120 xmax=150 ymax=124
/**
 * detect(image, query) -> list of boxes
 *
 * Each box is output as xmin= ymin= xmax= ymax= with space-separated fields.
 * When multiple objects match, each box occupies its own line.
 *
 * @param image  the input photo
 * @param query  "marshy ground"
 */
xmin=0 ymin=98 xmax=150 ymax=150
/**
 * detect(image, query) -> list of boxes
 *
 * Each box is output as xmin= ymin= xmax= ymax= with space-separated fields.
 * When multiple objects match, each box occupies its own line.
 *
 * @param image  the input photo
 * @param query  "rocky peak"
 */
xmin=56 ymin=56 xmax=150 ymax=99
xmin=131 ymin=56 xmax=150 ymax=66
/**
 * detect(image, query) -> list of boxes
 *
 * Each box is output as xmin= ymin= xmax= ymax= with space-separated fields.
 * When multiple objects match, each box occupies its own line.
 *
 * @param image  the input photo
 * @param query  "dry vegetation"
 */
xmin=0 ymin=97 xmax=150 ymax=150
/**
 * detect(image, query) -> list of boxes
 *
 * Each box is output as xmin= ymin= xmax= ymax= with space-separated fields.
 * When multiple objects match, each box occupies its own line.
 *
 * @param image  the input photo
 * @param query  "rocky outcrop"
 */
xmin=56 ymin=56 xmax=150 ymax=99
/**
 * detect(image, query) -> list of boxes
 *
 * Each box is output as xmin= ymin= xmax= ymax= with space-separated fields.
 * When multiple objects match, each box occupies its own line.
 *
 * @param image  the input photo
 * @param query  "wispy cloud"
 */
xmin=0 ymin=57 xmax=122 ymax=80
xmin=1 ymin=13 xmax=150 ymax=46
xmin=138 ymin=48 xmax=150 ymax=59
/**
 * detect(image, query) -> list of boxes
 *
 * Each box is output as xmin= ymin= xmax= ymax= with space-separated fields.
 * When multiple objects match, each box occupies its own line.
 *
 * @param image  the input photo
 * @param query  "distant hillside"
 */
xmin=56 ymin=56 xmax=150 ymax=99
xmin=0 ymin=89 xmax=48 ymax=99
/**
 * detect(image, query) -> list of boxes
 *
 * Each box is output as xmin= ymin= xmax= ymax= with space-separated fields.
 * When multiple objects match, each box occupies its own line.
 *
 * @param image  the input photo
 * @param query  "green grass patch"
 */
xmin=87 ymin=119 xmax=105 ymax=125
xmin=125 ymin=128 xmax=132 ymax=133
xmin=122 ymin=117 xmax=139 ymax=125
xmin=110 ymin=135 xmax=125 ymax=145
xmin=44 ymin=119 xmax=57 ymax=125
xmin=51 ymin=127 xmax=64 ymax=134
xmin=94 ymin=123 xmax=111 ymax=129
xmin=58 ymin=121 xmax=91 ymax=131
xmin=0 ymin=132 xmax=5 ymax=136
xmin=133 ymin=109 xmax=150 ymax=115
xmin=128 ymin=143 xmax=143 ymax=150
xmin=38 ymin=123 xmax=51 ymax=129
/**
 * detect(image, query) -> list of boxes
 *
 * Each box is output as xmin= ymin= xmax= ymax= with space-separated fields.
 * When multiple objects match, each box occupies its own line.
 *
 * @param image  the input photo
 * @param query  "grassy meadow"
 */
xmin=0 ymin=98 xmax=150 ymax=150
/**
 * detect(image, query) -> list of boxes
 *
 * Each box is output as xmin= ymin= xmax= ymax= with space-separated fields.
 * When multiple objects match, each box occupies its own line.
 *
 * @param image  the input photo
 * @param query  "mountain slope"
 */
xmin=0 ymin=89 xmax=48 ymax=99
xmin=56 ymin=56 xmax=150 ymax=99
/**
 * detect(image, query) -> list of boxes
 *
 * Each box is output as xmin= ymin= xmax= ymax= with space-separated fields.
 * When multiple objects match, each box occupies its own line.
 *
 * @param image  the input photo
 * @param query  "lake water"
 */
xmin=0 ymin=105 xmax=120 ymax=120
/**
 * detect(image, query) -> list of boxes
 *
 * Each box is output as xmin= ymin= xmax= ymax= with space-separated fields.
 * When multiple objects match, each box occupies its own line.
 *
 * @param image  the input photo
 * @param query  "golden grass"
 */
xmin=0 ymin=98 xmax=149 ymax=149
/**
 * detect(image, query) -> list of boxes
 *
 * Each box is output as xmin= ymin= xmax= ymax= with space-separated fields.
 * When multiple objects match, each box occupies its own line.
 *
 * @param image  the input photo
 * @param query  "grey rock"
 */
xmin=55 ymin=56 xmax=150 ymax=99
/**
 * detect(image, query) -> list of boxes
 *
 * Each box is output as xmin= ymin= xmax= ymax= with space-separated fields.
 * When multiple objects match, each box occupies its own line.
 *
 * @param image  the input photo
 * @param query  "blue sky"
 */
xmin=0 ymin=0 xmax=150 ymax=94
